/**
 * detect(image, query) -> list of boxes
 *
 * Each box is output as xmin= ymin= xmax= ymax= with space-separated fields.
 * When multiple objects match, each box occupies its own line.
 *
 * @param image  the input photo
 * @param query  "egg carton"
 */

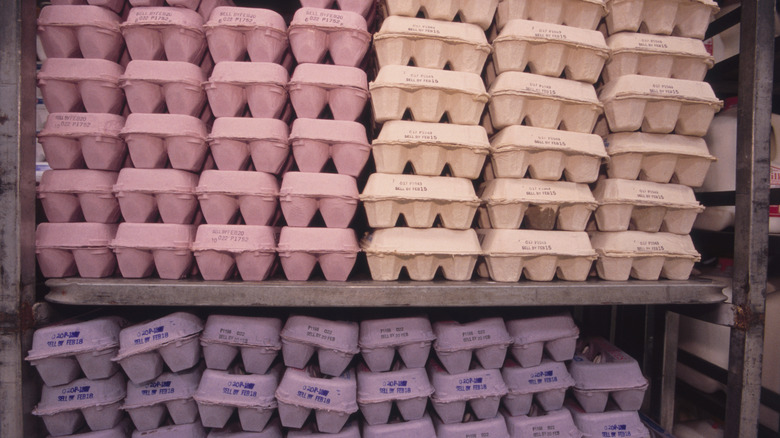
xmin=591 ymin=178 xmax=704 ymax=234
xmin=433 ymin=413 xmax=510 ymax=438
xmin=52 ymin=417 xmax=134 ymax=438
xmin=603 ymin=33 xmax=713 ymax=83
xmin=123 ymin=366 xmax=203 ymax=431
xmin=565 ymin=400 xmax=650 ymax=438
xmin=275 ymin=366 xmax=358 ymax=433
xmin=506 ymin=313 xmax=579 ymax=368
xmin=432 ymin=318 xmax=512 ymax=374
xmin=277 ymin=227 xmax=359 ymax=282
xmin=589 ymin=231 xmax=701 ymax=281
xmin=369 ymin=65 xmax=489 ymax=125
xmin=358 ymin=316 xmax=436 ymax=372
xmin=604 ymin=0 xmax=719 ymax=39
xmin=289 ymin=118 xmax=370 ymax=177
xmin=279 ymin=172 xmax=359 ymax=228
xmin=204 ymin=7 xmax=287 ymax=64
xmin=280 ymin=315 xmax=359 ymax=376
xmin=113 ymin=168 xmax=199 ymax=224
xmin=491 ymin=19 xmax=608 ymax=84
xmin=200 ymin=315 xmax=281 ymax=374
xmin=288 ymin=63 xmax=369 ymax=121
xmin=495 ymin=0 xmax=607 ymax=31
xmin=128 ymin=0 xmax=236 ymax=19
xmin=382 ymin=0 xmax=497 ymax=30
xmin=120 ymin=7 xmax=206 ymax=64
xmin=503 ymin=407 xmax=582 ymax=438
xmin=130 ymin=420 xmax=207 ymax=438
xmin=300 ymin=0 xmax=374 ymax=16
xmin=501 ymin=359 xmax=575 ymax=416
xmin=360 ymin=173 xmax=480 ymax=229
xmin=287 ymin=420 xmax=360 ymax=438
xmin=371 ymin=120 xmax=490 ymax=179
xmin=604 ymin=132 xmax=715 ymax=187
xmin=111 ymin=223 xmax=197 ymax=279
xmin=119 ymin=60 xmax=207 ymax=116
xmin=428 ymin=361 xmax=508 ymax=424
xmin=288 ymin=8 xmax=371 ymax=67
xmin=192 ymin=225 xmax=277 ymax=281
xmin=49 ymin=0 xmax=124 ymax=14
xmin=38 ymin=112 xmax=126 ymax=171
xmin=207 ymin=418 xmax=284 ymax=438
xmin=120 ymin=113 xmax=208 ymax=172
xmin=362 ymin=228 xmax=481 ymax=281
xmin=196 ymin=170 xmax=279 ymax=226
xmin=208 ymin=117 xmax=289 ymax=174
xmin=37 ymin=169 xmax=120 ymax=223
xmin=37 ymin=58 xmax=124 ymax=114
xmin=488 ymin=72 xmax=602 ymax=133
xmin=598 ymin=74 xmax=722 ymax=136
xmin=37 ymin=5 xmax=123 ymax=61
xmin=357 ymin=362 xmax=434 ymax=425
xmin=35 ymin=223 xmax=118 ymax=279
xmin=204 ymin=62 xmax=289 ymax=119
xmin=373 ymin=16 xmax=491 ymax=74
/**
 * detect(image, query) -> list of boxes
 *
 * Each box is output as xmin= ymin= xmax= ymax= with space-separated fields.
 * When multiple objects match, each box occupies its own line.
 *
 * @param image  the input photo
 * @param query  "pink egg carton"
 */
xmin=360 ymin=173 xmax=480 ymax=229
xmin=361 ymin=413 xmax=436 ymax=438
xmin=204 ymin=62 xmax=288 ymax=119
xmin=38 ymin=113 xmax=126 ymax=171
xmin=432 ymin=318 xmax=512 ymax=374
xmin=37 ymin=169 xmax=120 ymax=223
xmin=207 ymin=418 xmax=284 ymax=438
xmin=487 ymin=72 xmax=602 ymax=133
xmin=383 ymin=0 xmax=497 ymax=30
xmin=589 ymin=231 xmax=701 ymax=281
xmin=113 ymin=168 xmax=199 ymax=223
xmin=356 ymin=362 xmax=434 ymax=425
xmin=113 ymin=312 xmax=204 ymax=385
xmin=598 ymin=75 xmax=722 ymax=136
xmin=33 ymin=372 xmax=127 ymax=437
xmin=503 ymin=407 xmax=583 ymax=438
xmin=199 ymin=315 xmax=281 ymax=373
xmin=123 ymin=366 xmax=203 ymax=431
xmin=279 ymin=172 xmax=358 ymax=227
xmin=603 ymin=33 xmax=713 ymax=83
xmin=433 ymin=413 xmax=510 ymax=438
xmin=275 ymin=366 xmax=359 ymax=433
xmin=478 ymin=178 xmax=597 ymax=231
xmin=27 ymin=316 xmax=127 ymax=387
xmin=491 ymin=19 xmax=608 ymax=84
xmin=111 ymin=223 xmax=197 ymax=279
xmin=371 ymin=121 xmax=490 ymax=179
xmin=300 ymin=0 xmax=374 ymax=16
xmin=192 ymin=225 xmax=277 ymax=281
xmin=37 ymin=58 xmax=125 ymax=114
xmin=119 ymin=60 xmax=206 ymax=116
xmin=358 ymin=316 xmax=436 ymax=372
xmin=36 ymin=223 xmax=119 ymax=278
xmin=495 ymin=0 xmax=607 ymax=31
xmin=280 ymin=315 xmax=359 ymax=376
xmin=120 ymin=113 xmax=208 ymax=171
xmin=565 ymin=400 xmax=650 ymax=438
xmin=289 ymin=118 xmax=370 ymax=177
xmin=428 ymin=360 xmax=508 ymax=424
xmin=362 ymin=228 xmax=481 ymax=281
xmin=121 ymin=7 xmax=206 ymax=64
xmin=476 ymin=229 xmax=597 ymax=282
xmin=277 ymin=227 xmax=359 ymax=281
xmin=204 ymin=7 xmax=288 ymax=64
xmin=288 ymin=63 xmax=369 ymax=121
xmin=195 ymin=170 xmax=279 ymax=225
xmin=369 ymin=65 xmax=488 ymax=125
xmin=37 ymin=5 xmax=123 ymax=61
xmin=287 ymin=419 xmax=360 ymax=438
xmin=128 ymin=0 xmax=236 ymax=19
xmin=52 ymin=417 xmax=134 ymax=438
xmin=208 ymin=117 xmax=289 ymax=173
xmin=605 ymin=0 xmax=718 ymax=39
xmin=488 ymin=125 xmax=607 ymax=183
xmin=501 ymin=359 xmax=575 ymax=416
xmin=130 ymin=420 xmax=207 ymax=438
xmin=506 ymin=313 xmax=579 ymax=368
xmin=49 ymin=0 xmax=125 ymax=14
xmin=287 ymin=8 xmax=370 ymax=67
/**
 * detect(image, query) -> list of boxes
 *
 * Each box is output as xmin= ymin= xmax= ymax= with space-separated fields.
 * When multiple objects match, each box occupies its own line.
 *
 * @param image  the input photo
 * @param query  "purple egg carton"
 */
xmin=200 ymin=315 xmax=281 ymax=374
xmin=274 ymin=366 xmax=358 ymax=433
xmin=356 ymin=361 xmax=433 ymax=425
xmin=428 ymin=360 xmax=508 ymax=424
xmin=361 ymin=413 xmax=437 ymax=438
xmin=280 ymin=315 xmax=359 ymax=377
xmin=432 ymin=318 xmax=513 ymax=374
xmin=27 ymin=316 xmax=127 ymax=387
xmin=130 ymin=420 xmax=207 ymax=438
xmin=506 ymin=313 xmax=580 ymax=368
xmin=568 ymin=337 xmax=649 ymax=413
xmin=207 ymin=418 xmax=284 ymax=438
xmin=113 ymin=312 xmax=204 ymax=385
xmin=358 ymin=316 xmax=436 ymax=372
xmin=565 ymin=399 xmax=650 ymax=438
xmin=288 ymin=63 xmax=369 ymax=121
xmin=433 ymin=413 xmax=510 ymax=438
xmin=502 ymin=407 xmax=583 ymax=438
xmin=33 ymin=372 xmax=127 ymax=437
xmin=122 ymin=365 xmax=203 ymax=431
xmin=287 ymin=8 xmax=371 ymax=67
xmin=194 ymin=364 xmax=283 ymax=431
xmin=287 ymin=419 xmax=360 ymax=438
xmin=50 ymin=417 xmax=134 ymax=438
xmin=501 ymin=358 xmax=575 ymax=417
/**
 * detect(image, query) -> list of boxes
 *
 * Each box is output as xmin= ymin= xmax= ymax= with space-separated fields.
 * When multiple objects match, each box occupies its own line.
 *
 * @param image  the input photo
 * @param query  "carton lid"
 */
xmin=360 ymin=174 xmax=480 ymax=203
xmin=279 ymin=171 xmax=358 ymax=199
xmin=569 ymin=336 xmax=648 ymax=391
xmin=428 ymin=363 xmax=508 ymax=401
xmin=114 ymin=312 xmax=204 ymax=360
xmin=280 ymin=315 xmax=359 ymax=353
xmin=38 ymin=169 xmax=118 ymax=194
xmin=35 ymin=223 xmax=119 ymax=250
xmin=120 ymin=60 xmax=205 ymax=85
xmin=506 ymin=312 xmax=579 ymax=345
xmin=494 ymin=19 xmax=608 ymax=51
xmin=192 ymin=225 xmax=277 ymax=253
xmin=361 ymin=228 xmax=482 ymax=256
xmin=489 ymin=71 xmax=600 ymax=104
xmin=607 ymin=32 xmax=713 ymax=61
xmin=210 ymin=117 xmax=289 ymax=142
xmin=370 ymin=65 xmax=489 ymax=98
xmin=592 ymin=178 xmax=703 ymax=209
xmin=480 ymin=178 xmax=597 ymax=205
xmin=27 ymin=316 xmax=127 ymax=361
xmin=504 ymin=408 xmax=577 ymax=435
xmin=38 ymin=58 xmax=123 ymax=83
xmin=604 ymin=131 xmax=714 ymax=159
xmin=194 ymin=366 xmax=282 ymax=408
xmin=39 ymin=113 xmax=125 ymax=139
xmin=433 ymin=317 xmax=512 ymax=351
xmin=374 ymin=16 xmax=490 ymax=47
xmin=478 ymin=229 xmax=597 ymax=257
xmin=374 ymin=120 xmax=489 ymax=152
xmin=290 ymin=7 xmax=368 ymax=32
xmin=276 ymin=227 xmax=359 ymax=254
xmin=358 ymin=316 xmax=436 ymax=348
xmin=38 ymin=4 xmax=121 ymax=30
xmin=566 ymin=400 xmax=650 ymax=438
xmin=200 ymin=315 xmax=282 ymax=348
xmin=111 ymin=223 xmax=197 ymax=251
xmin=502 ymin=358 xmax=576 ymax=394
xmin=196 ymin=169 xmax=279 ymax=196
xmin=275 ymin=366 xmax=359 ymax=413
xmin=124 ymin=366 xmax=204 ymax=408
xmin=207 ymin=61 xmax=289 ymax=85
xmin=120 ymin=113 xmax=207 ymax=139
xmin=114 ymin=168 xmax=199 ymax=194
xmin=588 ymin=231 xmax=701 ymax=258
xmin=491 ymin=125 xmax=607 ymax=157
xmin=289 ymin=118 xmax=368 ymax=145
xmin=598 ymin=74 xmax=722 ymax=107
xmin=289 ymin=63 xmax=368 ymax=90
xmin=33 ymin=372 xmax=127 ymax=415
xmin=205 ymin=6 xmax=287 ymax=32
xmin=122 ymin=6 xmax=204 ymax=29
xmin=356 ymin=365 xmax=433 ymax=402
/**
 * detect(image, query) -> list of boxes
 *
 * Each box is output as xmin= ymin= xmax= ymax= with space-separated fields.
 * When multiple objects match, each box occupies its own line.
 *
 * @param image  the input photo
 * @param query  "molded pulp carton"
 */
xmin=433 ymin=318 xmax=513 ymax=374
xmin=200 ymin=315 xmax=281 ymax=374
xmin=277 ymin=227 xmax=359 ymax=281
xmin=208 ymin=117 xmax=289 ymax=174
xmin=280 ymin=315 xmax=359 ymax=376
xmin=357 ymin=362 xmax=434 ymax=424
xmin=362 ymin=228 xmax=482 ymax=281
xmin=113 ymin=312 xmax=204 ymax=385
xmin=113 ymin=168 xmax=199 ymax=224
xmin=121 ymin=7 xmax=206 ymax=64
xmin=506 ymin=313 xmax=579 ymax=368
xmin=603 ymin=33 xmax=714 ymax=82
xmin=361 ymin=414 xmax=436 ymax=438
xmin=565 ymin=400 xmax=650 ymax=438
xmin=361 ymin=173 xmax=480 ymax=229
xmin=51 ymin=417 xmax=133 ymax=438
xmin=207 ymin=418 xmax=283 ymax=438
xmin=604 ymin=132 xmax=715 ymax=187
xmin=128 ymin=0 xmax=236 ymax=18
xmin=279 ymin=172 xmax=359 ymax=228
xmin=373 ymin=16 xmax=491 ymax=75
xmin=478 ymin=178 xmax=597 ymax=231
xmin=491 ymin=19 xmax=608 ymax=84
xmin=501 ymin=359 xmax=575 ymax=416
xmin=371 ymin=120 xmax=490 ymax=179
xmin=122 ymin=366 xmax=203 ymax=431
xmin=382 ymin=0 xmax=498 ymax=30
xmin=433 ymin=414 xmax=510 ymax=438
xmin=38 ymin=5 xmax=123 ymax=61
xmin=288 ymin=8 xmax=371 ymax=67
xmin=604 ymin=0 xmax=719 ymax=40
xmin=192 ymin=225 xmax=277 ymax=281
xmin=27 ymin=316 xmax=127 ymax=387
xmin=287 ymin=419 xmax=360 ymax=438
xmin=196 ymin=170 xmax=279 ymax=226
xmin=38 ymin=113 xmax=126 ymax=171
xmin=120 ymin=113 xmax=208 ymax=171
xmin=33 ymin=372 xmax=127 ymax=436
xmin=204 ymin=7 xmax=288 ymax=64
xmin=488 ymin=125 xmax=607 ymax=183
xmin=598 ymin=74 xmax=722 ymax=136
xmin=288 ymin=64 xmax=369 ymax=121
xmin=359 ymin=316 xmax=436 ymax=372
xmin=35 ymin=223 xmax=119 ymax=278
xmin=119 ymin=60 xmax=207 ymax=116
xmin=568 ymin=337 xmax=649 ymax=413
xmin=50 ymin=0 xmax=125 ymax=14
xmin=428 ymin=360 xmax=508 ymax=424
xmin=369 ymin=65 xmax=489 ymax=125
xmin=289 ymin=118 xmax=370 ymax=177
xmin=37 ymin=169 xmax=120 ymax=223
xmin=111 ymin=223 xmax=197 ymax=279
xmin=204 ymin=62 xmax=289 ymax=119
xmin=503 ymin=407 xmax=583 ymax=438
xmin=589 ymin=231 xmax=701 ymax=281
xmin=495 ymin=0 xmax=607 ymax=31
xmin=299 ymin=0 xmax=374 ymax=16
xmin=130 ymin=420 xmax=207 ymax=438
xmin=591 ymin=178 xmax=704 ymax=234
xmin=38 ymin=58 xmax=124 ymax=114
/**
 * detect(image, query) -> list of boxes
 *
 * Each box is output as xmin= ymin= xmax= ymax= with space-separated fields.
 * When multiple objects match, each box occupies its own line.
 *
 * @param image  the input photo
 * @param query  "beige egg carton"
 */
xmin=478 ymin=178 xmax=597 ymax=231
xmin=361 ymin=173 xmax=480 ymax=229
xmin=603 ymin=33 xmax=714 ymax=83
xmin=491 ymin=19 xmax=608 ymax=84
xmin=604 ymin=0 xmax=719 ymax=40
xmin=598 ymin=74 xmax=722 ymax=136
xmin=488 ymin=71 xmax=602 ymax=133
xmin=373 ymin=16 xmax=491 ymax=75
xmin=604 ymin=132 xmax=715 ymax=187
xmin=495 ymin=0 xmax=607 ymax=31
xmin=488 ymin=125 xmax=607 ymax=183
xmin=589 ymin=231 xmax=701 ymax=280
xmin=477 ymin=229 xmax=597 ymax=282
xmin=362 ymin=228 xmax=481 ymax=281
xmin=369 ymin=65 xmax=489 ymax=125
xmin=382 ymin=0 xmax=498 ymax=30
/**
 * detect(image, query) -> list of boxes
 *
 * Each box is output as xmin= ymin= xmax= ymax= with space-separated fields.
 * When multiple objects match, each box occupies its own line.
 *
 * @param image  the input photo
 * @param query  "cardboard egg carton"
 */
xmin=53 ymin=0 xmax=124 ymax=13
xmin=357 ymin=362 xmax=434 ymax=425
xmin=506 ymin=313 xmax=579 ymax=368
xmin=275 ymin=366 xmax=358 ymax=433
xmin=37 ymin=5 xmax=123 ymax=61
xmin=361 ymin=173 xmax=480 ymax=229
xmin=192 ymin=225 xmax=277 ymax=281
xmin=501 ymin=359 xmax=575 ymax=416
xmin=604 ymin=33 xmax=714 ymax=83
xmin=204 ymin=7 xmax=288 ymax=64
xmin=495 ymin=0 xmax=607 ymax=31
xmin=204 ymin=62 xmax=289 ymax=119
xmin=432 ymin=318 xmax=512 ymax=374
xmin=196 ymin=170 xmax=279 ymax=226
xmin=604 ymin=0 xmax=719 ymax=40
xmin=200 ymin=315 xmax=281 ymax=374
xmin=287 ymin=419 xmax=359 ymax=438
xmin=280 ymin=315 xmax=359 ymax=376
xmin=37 ymin=58 xmax=124 ymax=114
xmin=599 ymin=74 xmax=722 ymax=136
xmin=289 ymin=119 xmax=370 ymax=178
xmin=433 ymin=414 xmax=509 ymax=438
xmin=113 ymin=169 xmax=199 ymax=224
xmin=362 ymin=414 xmax=436 ymax=438
xmin=120 ymin=7 xmax=206 ymax=64
xmin=120 ymin=113 xmax=208 ymax=172
xmin=279 ymin=172 xmax=359 ymax=228
xmin=277 ymin=227 xmax=359 ymax=282
xmin=382 ymin=0 xmax=498 ymax=30
xmin=589 ymin=231 xmax=701 ymax=281
xmin=123 ymin=366 xmax=203 ymax=431
xmin=54 ymin=417 xmax=134 ymax=438
xmin=288 ymin=64 xmax=369 ymax=121
xmin=37 ymin=169 xmax=120 ymax=223
xmin=130 ymin=420 xmax=207 ymax=438
xmin=566 ymin=400 xmax=650 ymax=438
xmin=362 ymin=228 xmax=481 ymax=281
xmin=208 ymin=418 xmax=284 ymax=438
xmin=35 ymin=223 xmax=118 ymax=278
xmin=428 ymin=361 xmax=508 ymax=424
xmin=359 ymin=316 xmax=436 ymax=372
xmin=119 ymin=60 xmax=207 ymax=116
xmin=208 ymin=117 xmax=289 ymax=174
xmin=111 ymin=223 xmax=197 ymax=279
xmin=301 ymin=0 xmax=375 ymax=16
xmin=288 ymin=8 xmax=371 ymax=67
xmin=503 ymin=407 xmax=582 ymax=438
xmin=369 ymin=65 xmax=489 ymax=125
xmin=38 ymin=112 xmax=126 ymax=171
